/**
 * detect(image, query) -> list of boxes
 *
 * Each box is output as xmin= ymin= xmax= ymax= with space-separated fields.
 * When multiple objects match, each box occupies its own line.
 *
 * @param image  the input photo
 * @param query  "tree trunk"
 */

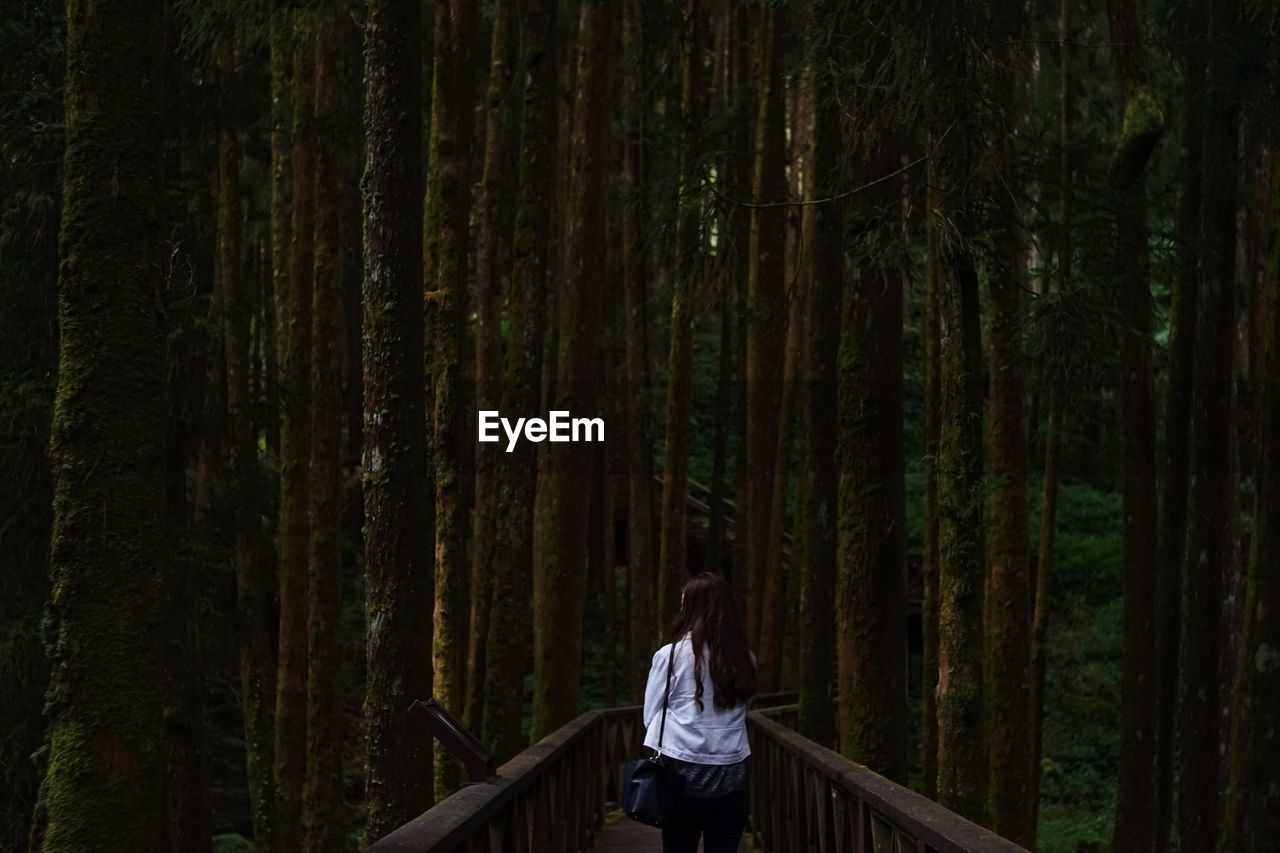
xmin=836 ymin=142 xmax=908 ymax=782
xmin=480 ymin=0 xmax=558 ymax=762
xmin=427 ymin=0 xmax=478 ymax=797
xmin=266 ymin=6 xmax=290 ymax=458
xmin=217 ymin=29 xmax=277 ymax=853
xmin=1029 ymin=7 xmax=1073 ymax=836
xmin=983 ymin=10 xmax=1033 ymax=841
xmin=302 ymin=17 xmax=347 ymax=853
xmin=530 ymin=0 xmax=613 ymax=741
xmin=622 ymin=0 xmax=656 ymax=701
xmin=728 ymin=5 xmax=752 ymax=604
xmin=1224 ymin=152 xmax=1280 ymax=853
xmin=759 ymin=230 xmax=808 ymax=691
xmin=657 ymin=0 xmax=706 ymax=631
xmin=361 ymin=0 xmax=434 ymax=838
xmin=930 ymin=0 xmax=986 ymax=822
xmin=798 ymin=41 xmax=840 ymax=747
xmin=744 ymin=6 xmax=787 ymax=646
xmin=704 ymin=276 xmax=732 ymax=575
xmin=37 ymin=0 xmax=167 ymax=847
xmin=922 ymin=174 xmax=941 ymax=802
xmin=1108 ymin=0 xmax=1165 ymax=843
xmin=466 ymin=0 xmax=515 ymax=731
xmin=163 ymin=393 xmax=214 ymax=853
xmin=274 ymin=17 xmax=314 ymax=851
xmin=1155 ymin=3 xmax=1204 ymax=845
xmin=1177 ymin=0 xmax=1239 ymax=847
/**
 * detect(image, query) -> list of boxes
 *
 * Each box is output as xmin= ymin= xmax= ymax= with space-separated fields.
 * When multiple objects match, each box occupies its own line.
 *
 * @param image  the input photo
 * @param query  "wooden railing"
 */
xmin=747 ymin=708 xmax=1028 ymax=853
xmin=367 ymin=705 xmax=644 ymax=853
xmin=367 ymin=695 xmax=1027 ymax=853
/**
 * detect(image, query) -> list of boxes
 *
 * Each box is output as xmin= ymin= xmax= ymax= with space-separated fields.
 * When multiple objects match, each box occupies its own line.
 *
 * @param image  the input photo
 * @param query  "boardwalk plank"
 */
xmin=591 ymin=818 xmax=748 ymax=852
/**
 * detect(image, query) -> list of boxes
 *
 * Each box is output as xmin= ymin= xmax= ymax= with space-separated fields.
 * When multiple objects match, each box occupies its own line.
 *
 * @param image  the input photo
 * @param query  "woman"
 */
xmin=642 ymin=572 xmax=757 ymax=853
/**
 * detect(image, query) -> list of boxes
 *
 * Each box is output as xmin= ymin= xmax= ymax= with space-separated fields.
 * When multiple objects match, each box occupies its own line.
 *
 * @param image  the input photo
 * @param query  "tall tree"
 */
xmin=1107 ymin=0 xmax=1165 ymax=845
xmin=267 ymin=5 xmax=291 ymax=457
xmin=302 ymin=15 xmax=347 ymax=852
xmin=274 ymin=17 xmax=315 ymax=851
xmin=1155 ymin=1 xmax=1205 ymax=844
xmin=466 ymin=0 xmax=515 ymax=730
xmin=1029 ymin=3 xmax=1074 ymax=833
xmin=836 ymin=142 xmax=908 ymax=781
xmin=983 ymin=4 xmax=1033 ymax=842
xmin=1176 ymin=0 xmax=1239 ymax=847
xmin=426 ymin=0 xmax=478 ymax=796
xmin=34 ymin=0 xmax=167 ymax=848
xmin=743 ymin=4 xmax=787 ymax=645
xmin=797 ymin=12 xmax=840 ymax=746
xmin=657 ymin=0 xmax=706 ymax=631
xmin=216 ymin=27 xmax=277 ymax=852
xmin=481 ymin=0 xmax=558 ymax=762
xmin=922 ymin=176 xmax=942 ymax=801
xmin=759 ymin=171 xmax=810 ymax=690
xmin=1224 ymin=152 xmax=1280 ymax=853
xmin=361 ymin=0 xmax=433 ymax=838
xmin=530 ymin=0 xmax=613 ymax=741
xmin=622 ymin=0 xmax=657 ymax=700
xmin=930 ymin=0 xmax=987 ymax=823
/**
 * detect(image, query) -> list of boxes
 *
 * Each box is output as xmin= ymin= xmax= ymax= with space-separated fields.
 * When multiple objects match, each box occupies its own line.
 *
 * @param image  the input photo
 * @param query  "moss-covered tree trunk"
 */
xmin=836 ymin=138 xmax=908 ymax=782
xmin=274 ymin=17 xmax=314 ymax=851
xmin=1224 ymin=152 xmax=1280 ymax=853
xmin=361 ymin=0 xmax=433 ymax=839
xmin=744 ymin=6 xmax=787 ymax=646
xmin=426 ymin=0 xmax=477 ymax=797
xmin=657 ymin=0 xmax=705 ymax=632
xmin=216 ymin=28 xmax=277 ymax=853
xmin=1154 ymin=3 xmax=1204 ymax=845
xmin=37 ymin=0 xmax=167 ymax=848
xmin=530 ymin=0 xmax=613 ymax=742
xmin=930 ymin=0 xmax=986 ymax=823
xmin=622 ymin=0 xmax=656 ymax=701
xmin=983 ymin=9 xmax=1032 ymax=841
xmin=301 ymin=16 xmax=347 ymax=852
xmin=1104 ymin=0 xmax=1165 ymax=848
xmin=797 ymin=39 xmax=840 ymax=746
xmin=1176 ymin=0 xmax=1239 ymax=848
xmin=480 ymin=0 xmax=557 ymax=762
xmin=465 ymin=0 xmax=515 ymax=730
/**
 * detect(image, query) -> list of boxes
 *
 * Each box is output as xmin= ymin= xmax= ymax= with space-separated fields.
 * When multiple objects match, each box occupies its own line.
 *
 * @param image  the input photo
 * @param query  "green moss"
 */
xmin=1120 ymin=88 xmax=1163 ymax=146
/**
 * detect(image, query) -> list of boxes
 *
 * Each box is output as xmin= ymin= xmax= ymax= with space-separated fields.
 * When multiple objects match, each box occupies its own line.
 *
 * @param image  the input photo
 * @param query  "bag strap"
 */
xmin=656 ymin=640 xmax=677 ymax=753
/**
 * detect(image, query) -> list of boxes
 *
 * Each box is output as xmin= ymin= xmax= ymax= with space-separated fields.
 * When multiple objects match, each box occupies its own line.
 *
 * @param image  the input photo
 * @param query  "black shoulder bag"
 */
xmin=621 ymin=642 xmax=685 ymax=826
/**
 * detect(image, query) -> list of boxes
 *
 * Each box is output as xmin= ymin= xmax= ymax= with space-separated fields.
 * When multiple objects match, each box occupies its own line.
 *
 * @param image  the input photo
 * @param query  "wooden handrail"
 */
xmin=367 ymin=697 xmax=1027 ymax=853
xmin=746 ymin=709 xmax=1029 ymax=853
xmin=409 ymin=699 xmax=495 ymax=783
xmin=367 ymin=705 xmax=644 ymax=852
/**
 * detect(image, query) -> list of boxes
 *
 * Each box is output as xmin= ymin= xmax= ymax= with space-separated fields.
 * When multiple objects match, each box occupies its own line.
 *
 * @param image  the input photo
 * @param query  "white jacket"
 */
xmin=642 ymin=637 xmax=751 ymax=765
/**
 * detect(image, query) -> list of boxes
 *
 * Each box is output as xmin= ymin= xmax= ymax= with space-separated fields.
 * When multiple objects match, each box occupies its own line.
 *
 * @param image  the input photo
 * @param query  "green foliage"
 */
xmin=213 ymin=833 xmax=256 ymax=853
xmin=1032 ymin=483 xmax=1124 ymax=851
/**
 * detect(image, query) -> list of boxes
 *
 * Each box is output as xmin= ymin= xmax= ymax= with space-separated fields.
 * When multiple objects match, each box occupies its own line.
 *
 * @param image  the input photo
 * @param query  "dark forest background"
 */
xmin=2 ymin=0 xmax=1279 ymax=851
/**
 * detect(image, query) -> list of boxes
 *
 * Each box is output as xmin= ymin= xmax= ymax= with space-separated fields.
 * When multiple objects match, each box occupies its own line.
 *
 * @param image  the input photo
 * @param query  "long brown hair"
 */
xmin=669 ymin=572 xmax=757 ymax=711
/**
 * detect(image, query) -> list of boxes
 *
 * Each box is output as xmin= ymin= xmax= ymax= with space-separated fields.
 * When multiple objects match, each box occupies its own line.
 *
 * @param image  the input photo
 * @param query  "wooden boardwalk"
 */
xmin=592 ymin=815 xmax=748 ymax=852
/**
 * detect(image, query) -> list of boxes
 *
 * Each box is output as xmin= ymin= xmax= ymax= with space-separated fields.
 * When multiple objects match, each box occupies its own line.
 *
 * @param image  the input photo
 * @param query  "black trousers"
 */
xmin=660 ymin=790 xmax=749 ymax=853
